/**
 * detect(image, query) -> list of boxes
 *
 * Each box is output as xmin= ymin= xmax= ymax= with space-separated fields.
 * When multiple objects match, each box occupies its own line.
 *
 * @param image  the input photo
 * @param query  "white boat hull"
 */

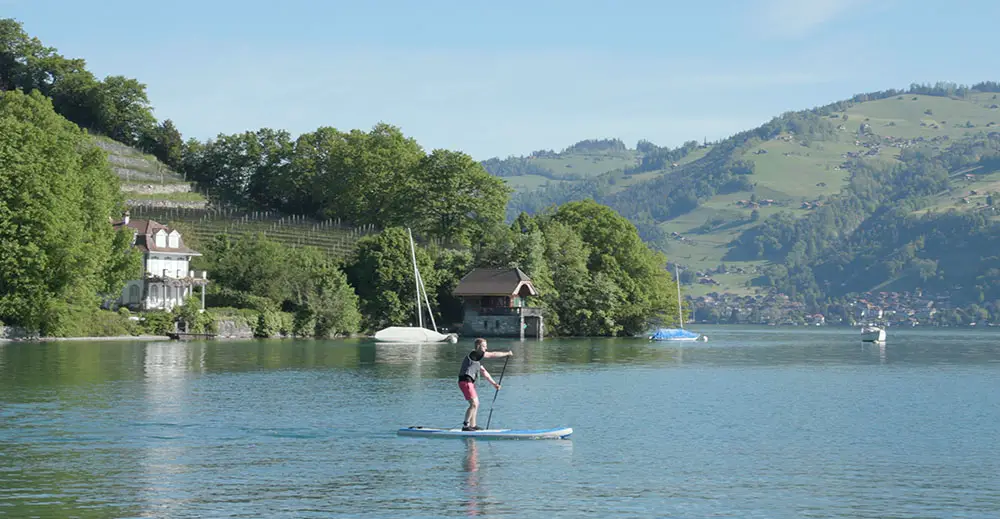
xmin=861 ymin=327 xmax=886 ymax=342
xmin=374 ymin=326 xmax=458 ymax=343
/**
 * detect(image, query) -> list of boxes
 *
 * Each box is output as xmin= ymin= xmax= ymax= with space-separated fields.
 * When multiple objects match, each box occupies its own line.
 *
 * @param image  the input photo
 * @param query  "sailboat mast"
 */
xmin=408 ymin=228 xmax=423 ymax=329
xmin=675 ymin=264 xmax=684 ymax=329
xmin=416 ymin=268 xmax=438 ymax=332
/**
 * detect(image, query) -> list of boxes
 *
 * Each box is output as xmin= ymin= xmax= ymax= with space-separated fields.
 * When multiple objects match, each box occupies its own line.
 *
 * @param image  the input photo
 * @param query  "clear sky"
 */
xmin=6 ymin=0 xmax=1000 ymax=159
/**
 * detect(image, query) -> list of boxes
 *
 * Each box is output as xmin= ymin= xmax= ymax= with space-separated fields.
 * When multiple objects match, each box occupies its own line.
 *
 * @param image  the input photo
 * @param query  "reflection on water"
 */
xmin=463 ymin=439 xmax=482 ymax=517
xmin=1 ymin=327 xmax=999 ymax=518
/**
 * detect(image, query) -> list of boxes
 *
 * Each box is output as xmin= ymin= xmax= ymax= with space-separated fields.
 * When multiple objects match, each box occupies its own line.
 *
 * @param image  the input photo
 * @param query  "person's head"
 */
xmin=474 ymin=338 xmax=488 ymax=352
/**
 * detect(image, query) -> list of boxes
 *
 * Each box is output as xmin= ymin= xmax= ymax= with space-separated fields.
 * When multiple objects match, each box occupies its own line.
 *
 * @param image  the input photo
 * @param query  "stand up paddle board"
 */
xmin=397 ymin=426 xmax=572 ymax=440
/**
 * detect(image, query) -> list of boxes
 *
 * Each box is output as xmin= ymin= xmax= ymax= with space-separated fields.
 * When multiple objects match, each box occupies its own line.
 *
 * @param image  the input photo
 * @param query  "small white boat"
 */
xmin=374 ymin=326 xmax=457 ymax=344
xmin=397 ymin=426 xmax=573 ymax=440
xmin=861 ymin=325 xmax=886 ymax=343
xmin=374 ymin=228 xmax=458 ymax=344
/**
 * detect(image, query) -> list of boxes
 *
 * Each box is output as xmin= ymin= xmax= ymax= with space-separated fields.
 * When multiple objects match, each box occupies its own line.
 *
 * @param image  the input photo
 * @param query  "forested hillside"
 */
xmin=482 ymin=83 xmax=1000 ymax=320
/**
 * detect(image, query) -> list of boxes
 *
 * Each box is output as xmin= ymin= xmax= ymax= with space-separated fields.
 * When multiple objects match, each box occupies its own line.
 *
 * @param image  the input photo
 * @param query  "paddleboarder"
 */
xmin=459 ymin=338 xmax=512 ymax=431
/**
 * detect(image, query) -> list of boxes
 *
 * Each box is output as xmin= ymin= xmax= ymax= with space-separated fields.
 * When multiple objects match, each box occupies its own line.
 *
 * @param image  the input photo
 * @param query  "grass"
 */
xmin=837 ymin=94 xmax=1000 ymax=140
xmin=531 ymin=151 xmax=639 ymax=178
xmin=503 ymin=175 xmax=568 ymax=192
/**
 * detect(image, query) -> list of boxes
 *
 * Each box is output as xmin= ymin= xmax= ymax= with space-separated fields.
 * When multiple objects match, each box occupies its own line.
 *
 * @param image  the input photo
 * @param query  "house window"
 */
xmin=483 ymin=321 xmax=488 ymax=330
xmin=128 ymin=285 xmax=140 ymax=303
xmin=154 ymin=230 xmax=167 ymax=248
xmin=150 ymin=285 xmax=159 ymax=300
xmin=168 ymin=231 xmax=179 ymax=249
xmin=495 ymin=320 xmax=500 ymax=330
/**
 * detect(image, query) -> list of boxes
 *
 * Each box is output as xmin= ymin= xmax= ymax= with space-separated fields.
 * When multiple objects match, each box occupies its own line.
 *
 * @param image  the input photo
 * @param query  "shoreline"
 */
xmin=1 ymin=334 xmax=170 ymax=343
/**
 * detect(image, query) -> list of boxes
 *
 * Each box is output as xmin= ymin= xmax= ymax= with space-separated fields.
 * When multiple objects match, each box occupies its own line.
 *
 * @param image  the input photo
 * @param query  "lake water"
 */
xmin=2 ymin=326 xmax=1000 ymax=518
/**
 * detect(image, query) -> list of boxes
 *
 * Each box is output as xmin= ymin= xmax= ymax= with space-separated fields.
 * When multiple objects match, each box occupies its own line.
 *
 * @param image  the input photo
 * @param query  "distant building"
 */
xmin=452 ymin=268 xmax=543 ymax=339
xmin=112 ymin=212 xmax=208 ymax=311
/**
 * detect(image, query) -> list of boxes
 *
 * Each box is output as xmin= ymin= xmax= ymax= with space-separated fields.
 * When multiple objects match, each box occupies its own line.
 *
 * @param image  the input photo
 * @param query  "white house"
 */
xmin=113 ymin=212 xmax=208 ymax=311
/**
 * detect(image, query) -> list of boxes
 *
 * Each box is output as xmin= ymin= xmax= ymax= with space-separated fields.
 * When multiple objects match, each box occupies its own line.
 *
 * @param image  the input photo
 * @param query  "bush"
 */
xmin=205 ymin=287 xmax=278 ymax=312
xmin=140 ymin=311 xmax=175 ymax=335
xmin=62 ymin=310 xmax=138 ymax=337
xmin=254 ymin=309 xmax=280 ymax=338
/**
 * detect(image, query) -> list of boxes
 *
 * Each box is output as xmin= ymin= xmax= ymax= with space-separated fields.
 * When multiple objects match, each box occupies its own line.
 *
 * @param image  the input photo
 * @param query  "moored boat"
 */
xmin=861 ymin=325 xmax=886 ymax=342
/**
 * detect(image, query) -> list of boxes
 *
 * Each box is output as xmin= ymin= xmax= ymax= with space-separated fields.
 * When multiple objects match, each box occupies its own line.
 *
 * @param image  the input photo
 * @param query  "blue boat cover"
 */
xmin=650 ymin=328 xmax=700 ymax=340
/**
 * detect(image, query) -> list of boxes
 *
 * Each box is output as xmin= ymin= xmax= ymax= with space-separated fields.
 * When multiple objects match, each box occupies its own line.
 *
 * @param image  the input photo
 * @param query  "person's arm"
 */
xmin=480 ymin=366 xmax=500 ymax=389
xmin=483 ymin=350 xmax=513 ymax=359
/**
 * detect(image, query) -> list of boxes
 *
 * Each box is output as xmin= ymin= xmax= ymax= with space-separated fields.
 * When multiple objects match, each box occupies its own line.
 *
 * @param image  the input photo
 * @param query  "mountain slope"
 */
xmin=483 ymin=82 xmax=1000 ymax=309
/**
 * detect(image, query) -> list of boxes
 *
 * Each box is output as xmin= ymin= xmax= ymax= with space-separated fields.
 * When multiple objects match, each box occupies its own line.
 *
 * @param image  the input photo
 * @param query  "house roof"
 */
xmin=112 ymin=218 xmax=201 ymax=255
xmin=452 ymin=268 xmax=538 ymax=297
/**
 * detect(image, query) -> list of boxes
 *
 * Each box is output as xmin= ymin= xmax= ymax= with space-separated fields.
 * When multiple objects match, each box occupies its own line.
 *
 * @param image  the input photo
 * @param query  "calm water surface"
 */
xmin=2 ymin=326 xmax=1000 ymax=518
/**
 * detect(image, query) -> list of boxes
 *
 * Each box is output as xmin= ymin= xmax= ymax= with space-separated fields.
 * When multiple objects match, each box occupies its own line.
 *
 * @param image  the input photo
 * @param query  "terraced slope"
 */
xmin=127 ymin=207 xmax=375 ymax=258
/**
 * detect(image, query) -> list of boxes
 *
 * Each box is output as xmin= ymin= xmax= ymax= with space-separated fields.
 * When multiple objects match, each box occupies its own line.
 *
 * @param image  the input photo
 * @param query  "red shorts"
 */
xmin=459 ymin=380 xmax=478 ymax=401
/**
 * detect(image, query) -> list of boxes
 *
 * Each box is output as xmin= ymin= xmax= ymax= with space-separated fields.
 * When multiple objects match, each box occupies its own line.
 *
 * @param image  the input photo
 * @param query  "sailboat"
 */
xmin=374 ymin=228 xmax=458 ymax=344
xmin=649 ymin=265 xmax=708 ymax=342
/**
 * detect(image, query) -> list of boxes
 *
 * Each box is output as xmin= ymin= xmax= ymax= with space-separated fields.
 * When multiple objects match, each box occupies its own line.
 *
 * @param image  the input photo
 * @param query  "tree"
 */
xmin=294 ymin=266 xmax=361 ymax=337
xmin=309 ymin=124 xmax=425 ymax=226
xmin=0 ymin=90 xmax=135 ymax=334
xmin=407 ymin=149 xmax=510 ymax=244
xmin=203 ymin=233 xmax=291 ymax=305
xmin=142 ymin=119 xmax=184 ymax=170
xmin=94 ymin=75 xmax=156 ymax=146
xmin=542 ymin=200 xmax=680 ymax=335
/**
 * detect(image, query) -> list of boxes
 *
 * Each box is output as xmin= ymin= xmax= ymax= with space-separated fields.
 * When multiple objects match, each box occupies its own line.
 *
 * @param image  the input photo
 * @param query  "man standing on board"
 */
xmin=459 ymin=338 xmax=512 ymax=431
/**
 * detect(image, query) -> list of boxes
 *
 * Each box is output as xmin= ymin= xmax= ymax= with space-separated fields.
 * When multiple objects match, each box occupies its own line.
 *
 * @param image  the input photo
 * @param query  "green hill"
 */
xmin=484 ymin=82 xmax=1000 ymax=308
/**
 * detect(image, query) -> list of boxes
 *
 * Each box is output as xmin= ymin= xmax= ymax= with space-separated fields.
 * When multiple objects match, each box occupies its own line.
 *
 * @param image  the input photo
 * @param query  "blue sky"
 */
xmin=6 ymin=0 xmax=1000 ymax=159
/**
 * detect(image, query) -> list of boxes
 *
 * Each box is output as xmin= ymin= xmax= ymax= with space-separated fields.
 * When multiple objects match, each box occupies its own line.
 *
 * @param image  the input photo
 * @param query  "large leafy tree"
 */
xmin=0 ymin=90 xmax=139 ymax=334
xmin=407 ymin=149 xmax=511 ymax=245
xmin=310 ymin=123 xmax=425 ymax=226
xmin=550 ymin=200 xmax=677 ymax=332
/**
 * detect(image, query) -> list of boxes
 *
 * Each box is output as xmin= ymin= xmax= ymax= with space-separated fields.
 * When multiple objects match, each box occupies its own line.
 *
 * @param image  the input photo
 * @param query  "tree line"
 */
xmin=181 ymin=124 xmax=511 ymax=246
xmin=0 ymin=90 xmax=141 ymax=335
xmin=193 ymin=200 xmax=682 ymax=338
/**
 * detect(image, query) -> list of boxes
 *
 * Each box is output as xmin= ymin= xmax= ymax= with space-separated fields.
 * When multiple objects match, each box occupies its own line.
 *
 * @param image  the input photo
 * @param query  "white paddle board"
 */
xmin=397 ymin=426 xmax=572 ymax=440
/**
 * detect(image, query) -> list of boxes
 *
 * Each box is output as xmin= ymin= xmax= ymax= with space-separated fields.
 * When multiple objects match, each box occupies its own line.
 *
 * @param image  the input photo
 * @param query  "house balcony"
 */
xmin=145 ymin=270 xmax=209 ymax=284
xmin=476 ymin=306 xmax=542 ymax=317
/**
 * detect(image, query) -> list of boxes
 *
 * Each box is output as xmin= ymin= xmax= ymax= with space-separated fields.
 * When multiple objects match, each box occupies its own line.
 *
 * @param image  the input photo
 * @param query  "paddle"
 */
xmin=484 ymin=355 xmax=510 ymax=430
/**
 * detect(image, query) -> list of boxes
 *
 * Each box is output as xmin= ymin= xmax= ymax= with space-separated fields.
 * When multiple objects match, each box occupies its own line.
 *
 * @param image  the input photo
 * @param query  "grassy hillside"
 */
xmin=486 ymin=85 xmax=1000 ymax=299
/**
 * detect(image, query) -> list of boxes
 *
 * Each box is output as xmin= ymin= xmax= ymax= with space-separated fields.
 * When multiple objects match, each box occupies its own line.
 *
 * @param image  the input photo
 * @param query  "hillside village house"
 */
xmin=452 ymin=268 xmax=543 ymax=339
xmin=112 ymin=212 xmax=208 ymax=311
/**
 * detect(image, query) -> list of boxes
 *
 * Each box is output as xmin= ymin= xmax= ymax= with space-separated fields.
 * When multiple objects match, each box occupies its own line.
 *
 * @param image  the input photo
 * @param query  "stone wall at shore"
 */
xmin=215 ymin=319 xmax=254 ymax=339
xmin=0 ymin=325 xmax=38 ymax=340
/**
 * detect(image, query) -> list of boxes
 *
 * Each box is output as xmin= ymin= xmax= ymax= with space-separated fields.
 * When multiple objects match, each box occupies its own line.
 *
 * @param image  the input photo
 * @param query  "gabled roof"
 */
xmin=453 ymin=268 xmax=538 ymax=297
xmin=112 ymin=218 xmax=200 ymax=255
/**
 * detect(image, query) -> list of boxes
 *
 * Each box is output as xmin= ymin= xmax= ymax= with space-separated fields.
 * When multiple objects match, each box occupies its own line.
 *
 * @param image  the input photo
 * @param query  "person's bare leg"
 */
xmin=464 ymin=397 xmax=479 ymax=428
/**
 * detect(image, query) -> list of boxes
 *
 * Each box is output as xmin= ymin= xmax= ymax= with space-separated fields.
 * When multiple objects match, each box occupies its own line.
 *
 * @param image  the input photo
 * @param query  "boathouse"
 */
xmin=452 ymin=268 xmax=543 ymax=339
